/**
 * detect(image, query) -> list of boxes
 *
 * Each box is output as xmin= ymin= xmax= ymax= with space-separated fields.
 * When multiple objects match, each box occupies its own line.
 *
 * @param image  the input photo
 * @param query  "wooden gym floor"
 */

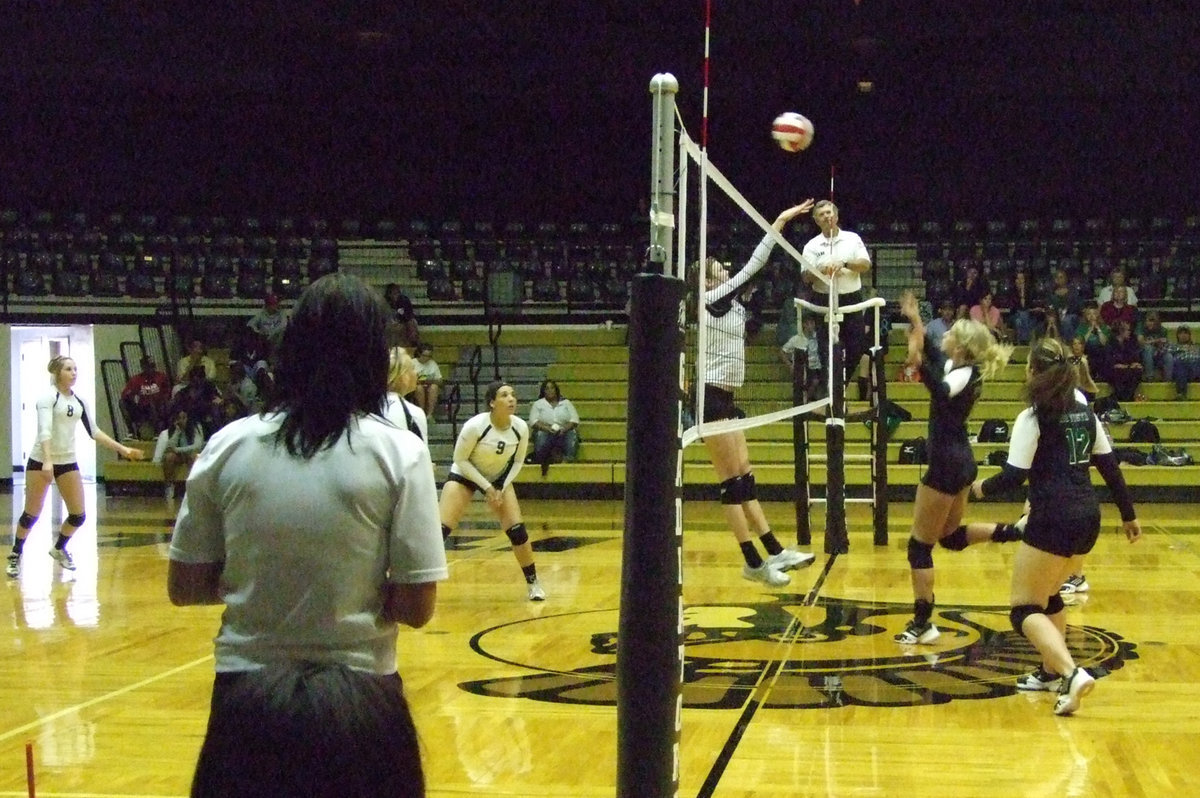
xmin=2 ymin=484 xmax=1198 ymax=797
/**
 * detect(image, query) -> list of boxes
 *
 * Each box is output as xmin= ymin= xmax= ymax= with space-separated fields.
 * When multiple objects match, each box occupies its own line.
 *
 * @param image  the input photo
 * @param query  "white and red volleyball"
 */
xmin=771 ymin=112 xmax=814 ymax=152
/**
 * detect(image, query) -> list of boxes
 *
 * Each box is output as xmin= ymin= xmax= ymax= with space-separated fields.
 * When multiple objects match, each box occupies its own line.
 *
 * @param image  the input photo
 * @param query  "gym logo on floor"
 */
xmin=461 ymin=596 xmax=1137 ymax=709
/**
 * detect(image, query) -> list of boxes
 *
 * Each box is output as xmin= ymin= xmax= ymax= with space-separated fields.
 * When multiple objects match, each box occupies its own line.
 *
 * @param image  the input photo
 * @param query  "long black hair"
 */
xmin=269 ymin=273 xmax=391 ymax=457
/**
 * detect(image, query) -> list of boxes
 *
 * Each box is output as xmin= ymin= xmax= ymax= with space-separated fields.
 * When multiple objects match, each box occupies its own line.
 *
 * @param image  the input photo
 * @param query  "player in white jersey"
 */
xmin=384 ymin=347 xmax=429 ymax=444
xmin=7 ymin=355 xmax=144 ymax=578
xmin=440 ymin=380 xmax=544 ymax=600
xmin=697 ymin=201 xmax=817 ymax=588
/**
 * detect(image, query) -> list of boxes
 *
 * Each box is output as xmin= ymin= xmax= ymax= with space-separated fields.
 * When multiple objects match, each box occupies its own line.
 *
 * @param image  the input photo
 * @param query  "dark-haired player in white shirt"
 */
xmin=973 ymin=337 xmax=1141 ymax=716
xmin=439 ymin=381 xmax=544 ymax=600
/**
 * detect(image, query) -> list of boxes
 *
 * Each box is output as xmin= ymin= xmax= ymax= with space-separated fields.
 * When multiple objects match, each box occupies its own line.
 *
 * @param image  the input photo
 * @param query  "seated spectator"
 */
xmin=1137 ymin=310 xmax=1173 ymax=381
xmin=924 ymin=299 xmax=956 ymax=349
xmin=1074 ymin=304 xmax=1110 ymax=375
xmin=781 ymin=316 xmax=826 ymax=400
xmin=1138 ymin=256 xmax=1167 ymax=303
xmin=1104 ymin=321 xmax=1144 ymax=402
xmin=1096 ymin=267 xmax=1139 ymax=307
xmin=600 ymin=265 xmax=629 ymax=307
xmin=383 ymin=282 xmax=419 ymax=348
xmin=528 ymin=379 xmax=581 ymax=475
xmin=121 ymin=355 xmax=172 ymax=438
xmin=168 ymin=365 xmax=224 ymax=437
xmin=1068 ymin=337 xmax=1100 ymax=404
xmin=160 ymin=409 xmax=205 ymax=499
xmin=954 ymin=264 xmax=990 ymax=319
xmin=412 ymin=344 xmax=443 ymax=421
xmin=969 ymin=291 xmax=1010 ymax=342
xmin=997 ymin=269 xmax=1039 ymax=344
xmin=246 ymin=293 xmax=290 ymax=356
xmin=1032 ymin=306 xmax=1063 ymax=346
xmin=174 ymin=339 xmax=217 ymax=394
xmin=1168 ymin=325 xmax=1200 ymax=400
xmin=461 ymin=263 xmax=487 ymax=302
xmin=1047 ymin=269 xmax=1083 ymax=340
xmin=1099 ymin=285 xmax=1137 ymax=329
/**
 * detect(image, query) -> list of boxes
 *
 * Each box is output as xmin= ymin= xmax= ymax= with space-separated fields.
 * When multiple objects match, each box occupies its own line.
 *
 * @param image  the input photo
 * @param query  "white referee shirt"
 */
xmin=802 ymin=229 xmax=871 ymax=294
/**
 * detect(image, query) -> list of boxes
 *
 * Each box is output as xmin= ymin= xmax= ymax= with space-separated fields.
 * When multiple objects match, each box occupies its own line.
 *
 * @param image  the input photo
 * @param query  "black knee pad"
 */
xmin=907 ymin=537 xmax=934 ymax=569
xmin=939 ymin=526 xmax=969 ymax=551
xmin=441 ymin=524 xmax=452 ymax=541
xmin=505 ymin=523 xmax=529 ymax=547
xmin=719 ymin=476 xmax=741 ymax=505
xmin=741 ymin=472 xmax=758 ymax=502
xmin=65 ymin=512 xmax=86 ymax=527
xmin=1045 ymin=593 xmax=1065 ymax=616
xmin=17 ymin=512 xmax=38 ymax=530
xmin=1010 ymin=603 xmax=1044 ymax=636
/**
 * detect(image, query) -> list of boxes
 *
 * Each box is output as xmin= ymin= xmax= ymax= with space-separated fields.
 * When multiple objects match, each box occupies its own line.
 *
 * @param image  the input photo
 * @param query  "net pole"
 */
xmin=871 ymin=331 xmax=890 ymax=545
xmin=615 ymin=75 xmax=685 ymax=798
xmin=824 ymin=282 xmax=849 ymax=554
xmin=792 ymin=301 xmax=811 ymax=546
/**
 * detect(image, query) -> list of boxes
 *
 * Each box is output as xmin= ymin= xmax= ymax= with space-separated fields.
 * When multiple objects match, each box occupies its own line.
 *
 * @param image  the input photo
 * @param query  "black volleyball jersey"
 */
xmin=1007 ymin=400 xmax=1112 ymax=515
xmin=919 ymin=339 xmax=983 ymax=452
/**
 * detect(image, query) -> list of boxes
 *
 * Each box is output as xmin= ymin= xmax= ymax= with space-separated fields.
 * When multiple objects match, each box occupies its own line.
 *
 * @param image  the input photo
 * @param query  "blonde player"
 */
xmin=7 ymin=355 xmax=144 ymax=578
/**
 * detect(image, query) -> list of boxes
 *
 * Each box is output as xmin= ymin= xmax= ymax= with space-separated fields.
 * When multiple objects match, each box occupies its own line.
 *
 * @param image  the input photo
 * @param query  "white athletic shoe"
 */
xmin=1060 ymin=574 xmax=1089 ymax=594
xmin=526 ymin=580 xmax=546 ymax=601
xmin=765 ymin=548 xmax=815 ymax=572
xmin=1054 ymin=667 xmax=1095 ymax=716
xmin=894 ymin=620 xmax=940 ymax=645
xmin=1017 ymin=667 xmax=1062 ymax=692
xmin=742 ymin=562 xmax=790 ymax=587
xmin=49 ymin=548 xmax=76 ymax=571
xmin=5 ymin=552 xmax=19 ymax=579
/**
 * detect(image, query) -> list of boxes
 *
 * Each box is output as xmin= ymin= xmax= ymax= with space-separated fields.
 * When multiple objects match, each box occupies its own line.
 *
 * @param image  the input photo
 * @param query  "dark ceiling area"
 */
xmin=1 ymin=2 xmax=1197 ymax=226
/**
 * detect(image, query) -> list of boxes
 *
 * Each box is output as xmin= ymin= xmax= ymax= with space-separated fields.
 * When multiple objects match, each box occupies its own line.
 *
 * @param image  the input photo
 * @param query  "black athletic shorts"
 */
xmin=446 ymin=470 xmax=510 ymax=494
xmin=26 ymin=460 xmax=80 ymax=478
xmin=703 ymin=385 xmax=745 ymax=423
xmin=1023 ymin=508 xmax=1101 ymax=558
xmin=919 ymin=444 xmax=978 ymax=494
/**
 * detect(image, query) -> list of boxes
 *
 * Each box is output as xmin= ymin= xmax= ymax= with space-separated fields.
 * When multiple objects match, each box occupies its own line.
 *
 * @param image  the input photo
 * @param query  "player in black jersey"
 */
xmin=973 ymin=337 xmax=1141 ymax=715
xmin=894 ymin=291 xmax=1014 ymax=645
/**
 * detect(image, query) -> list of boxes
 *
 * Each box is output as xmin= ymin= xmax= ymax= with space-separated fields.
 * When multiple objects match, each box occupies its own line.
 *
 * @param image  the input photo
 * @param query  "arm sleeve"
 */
xmin=564 ymin=399 xmax=580 ymax=425
xmin=979 ymin=410 xmax=1038 ymax=496
xmin=850 ymin=232 xmax=871 ymax=264
xmin=452 ymin=420 xmax=493 ymax=492
xmin=528 ymin=399 xmax=546 ymax=426
xmin=35 ymin=395 xmax=54 ymax=447
xmin=168 ymin=444 xmax=227 ymax=564
xmin=1092 ymin=452 xmax=1136 ymax=522
xmin=704 ymin=235 xmax=775 ymax=305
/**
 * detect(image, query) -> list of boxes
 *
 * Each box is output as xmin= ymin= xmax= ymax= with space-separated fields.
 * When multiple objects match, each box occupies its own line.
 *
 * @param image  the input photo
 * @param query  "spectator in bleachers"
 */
xmin=1099 ymin=285 xmax=1137 ymax=329
xmin=954 ymin=264 xmax=990 ymax=320
xmin=246 ymin=293 xmax=290 ymax=356
xmin=1096 ymin=267 xmax=1139 ymax=307
xmin=1074 ymin=304 xmax=1109 ymax=375
xmin=997 ymin=269 xmax=1039 ymax=344
xmin=121 ymin=355 xmax=172 ymax=439
xmin=1104 ymin=321 xmax=1144 ymax=402
xmin=1138 ymin=256 xmax=1167 ymax=303
xmin=925 ymin=299 xmax=957 ymax=349
xmin=412 ymin=344 xmax=443 ymax=422
xmin=969 ymin=291 xmax=1011 ymax=342
xmin=1032 ymin=306 xmax=1064 ymax=346
xmin=160 ymin=409 xmax=205 ymax=499
xmin=169 ymin=365 xmax=224 ymax=437
xmin=1068 ymin=337 xmax=1100 ymax=404
xmin=1137 ymin=310 xmax=1173 ymax=381
xmin=780 ymin=316 xmax=825 ymax=400
xmin=1168 ymin=325 xmax=1200 ymax=400
xmin=383 ymin=283 xmax=419 ymax=348
xmin=528 ymin=379 xmax=581 ymax=476
xmin=1048 ymin=269 xmax=1083 ymax=341
xmin=175 ymin=339 xmax=217 ymax=394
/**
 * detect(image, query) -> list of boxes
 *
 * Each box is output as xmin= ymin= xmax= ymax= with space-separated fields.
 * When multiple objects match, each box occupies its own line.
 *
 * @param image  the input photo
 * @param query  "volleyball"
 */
xmin=771 ymin=112 xmax=814 ymax=152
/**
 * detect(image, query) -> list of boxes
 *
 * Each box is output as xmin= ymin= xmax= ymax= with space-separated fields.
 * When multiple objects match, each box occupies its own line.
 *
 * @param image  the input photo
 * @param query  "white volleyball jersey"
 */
xmin=35 ymin=391 xmax=94 ymax=463
xmin=384 ymin=392 xmax=429 ymax=443
xmin=449 ymin=412 xmax=528 ymax=491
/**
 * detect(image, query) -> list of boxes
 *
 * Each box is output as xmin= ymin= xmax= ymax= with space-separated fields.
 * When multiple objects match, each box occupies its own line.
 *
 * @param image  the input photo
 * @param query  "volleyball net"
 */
xmin=671 ymin=107 xmax=837 ymax=448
